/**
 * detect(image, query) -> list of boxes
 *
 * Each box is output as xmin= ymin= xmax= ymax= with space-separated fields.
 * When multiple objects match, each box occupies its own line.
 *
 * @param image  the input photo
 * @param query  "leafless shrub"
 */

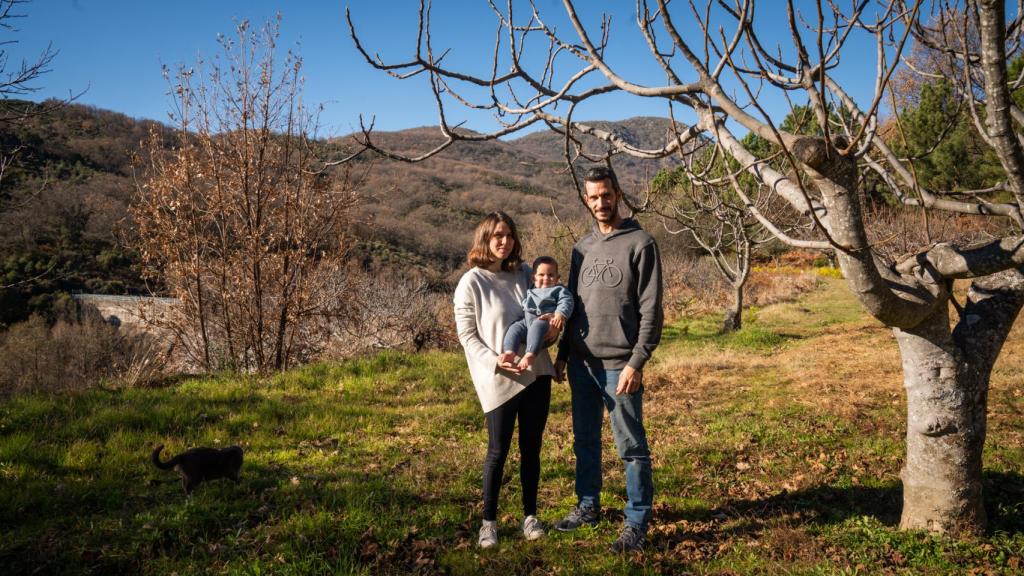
xmin=517 ymin=211 xmax=589 ymax=269
xmin=746 ymin=270 xmax=819 ymax=308
xmin=116 ymin=333 xmax=173 ymax=388
xmin=864 ymin=203 xmax=1010 ymax=264
xmin=0 ymin=308 xmax=165 ymax=396
xmin=660 ymin=249 xmax=819 ymax=324
xmin=661 ymin=251 xmax=729 ymax=323
xmin=324 ymin=269 xmax=457 ymax=357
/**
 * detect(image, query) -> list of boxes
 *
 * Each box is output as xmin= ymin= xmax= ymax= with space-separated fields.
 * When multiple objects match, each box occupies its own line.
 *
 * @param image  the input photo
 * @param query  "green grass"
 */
xmin=661 ymin=310 xmax=793 ymax=351
xmin=1 ymin=280 xmax=1023 ymax=574
xmin=660 ymin=278 xmax=865 ymax=352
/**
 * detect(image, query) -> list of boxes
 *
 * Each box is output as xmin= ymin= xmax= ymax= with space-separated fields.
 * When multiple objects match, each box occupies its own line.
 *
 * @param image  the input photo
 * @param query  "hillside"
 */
xmin=0 ymin=100 xmax=175 ymax=324
xmin=330 ymin=117 xmax=684 ymax=269
xmin=0 ymin=101 xmax=682 ymax=322
xmin=512 ymin=116 xmax=685 ymax=182
xmin=331 ymin=127 xmax=581 ymax=269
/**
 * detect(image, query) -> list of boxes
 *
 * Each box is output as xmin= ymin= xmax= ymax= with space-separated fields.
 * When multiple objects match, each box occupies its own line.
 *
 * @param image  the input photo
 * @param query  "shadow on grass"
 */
xmin=985 ymin=470 xmax=1024 ymax=534
xmin=1 ymin=457 xmax=449 ymax=575
xmin=653 ymin=471 xmax=1024 ymax=549
xmin=715 ymin=483 xmax=903 ymax=528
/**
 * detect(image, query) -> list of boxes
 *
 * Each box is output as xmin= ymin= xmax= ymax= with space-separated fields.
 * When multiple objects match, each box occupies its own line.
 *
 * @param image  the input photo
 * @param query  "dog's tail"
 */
xmin=151 ymin=445 xmax=176 ymax=470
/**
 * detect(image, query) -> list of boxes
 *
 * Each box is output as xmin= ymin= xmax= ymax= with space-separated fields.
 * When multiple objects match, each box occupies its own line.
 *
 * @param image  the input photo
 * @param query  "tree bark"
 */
xmin=976 ymin=0 xmax=1024 ymax=203
xmin=895 ymin=269 xmax=1024 ymax=535
xmin=894 ymin=306 xmax=987 ymax=536
xmin=723 ymin=282 xmax=744 ymax=332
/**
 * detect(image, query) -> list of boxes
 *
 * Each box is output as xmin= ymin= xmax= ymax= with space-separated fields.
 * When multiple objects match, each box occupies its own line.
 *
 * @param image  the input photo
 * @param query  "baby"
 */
xmin=499 ymin=255 xmax=574 ymax=371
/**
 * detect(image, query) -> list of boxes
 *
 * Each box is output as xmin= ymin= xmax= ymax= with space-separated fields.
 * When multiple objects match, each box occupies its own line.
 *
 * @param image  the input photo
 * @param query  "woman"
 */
xmin=453 ymin=211 xmax=556 ymax=549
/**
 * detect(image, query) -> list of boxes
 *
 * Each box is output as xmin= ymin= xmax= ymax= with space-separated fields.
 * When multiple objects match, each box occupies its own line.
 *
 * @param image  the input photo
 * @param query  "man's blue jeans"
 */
xmin=568 ymin=356 xmax=654 ymax=531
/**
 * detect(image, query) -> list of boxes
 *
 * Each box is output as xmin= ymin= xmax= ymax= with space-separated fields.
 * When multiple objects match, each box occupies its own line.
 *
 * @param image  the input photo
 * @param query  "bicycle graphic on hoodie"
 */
xmin=581 ymin=258 xmax=623 ymax=288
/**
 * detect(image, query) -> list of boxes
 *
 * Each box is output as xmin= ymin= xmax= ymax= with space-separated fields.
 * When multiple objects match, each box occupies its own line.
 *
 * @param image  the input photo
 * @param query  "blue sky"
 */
xmin=6 ymin=1 xmax=885 ymax=138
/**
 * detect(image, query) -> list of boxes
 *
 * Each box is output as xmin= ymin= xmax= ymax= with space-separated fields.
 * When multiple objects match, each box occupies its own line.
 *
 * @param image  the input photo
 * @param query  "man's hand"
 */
xmin=616 ymin=365 xmax=642 ymax=394
xmin=554 ymin=359 xmax=566 ymax=383
xmin=539 ymin=313 xmax=561 ymax=346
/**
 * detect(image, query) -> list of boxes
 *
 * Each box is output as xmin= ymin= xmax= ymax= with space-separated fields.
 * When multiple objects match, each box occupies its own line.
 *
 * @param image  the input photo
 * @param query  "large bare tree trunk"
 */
xmin=894 ymin=308 xmax=986 ymax=535
xmin=807 ymin=141 xmax=998 ymax=535
xmin=896 ymin=269 xmax=1024 ymax=535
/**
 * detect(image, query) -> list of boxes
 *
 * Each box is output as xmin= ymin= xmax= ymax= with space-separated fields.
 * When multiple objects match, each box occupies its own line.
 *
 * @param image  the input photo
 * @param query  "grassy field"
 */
xmin=1 ymin=278 xmax=1022 ymax=574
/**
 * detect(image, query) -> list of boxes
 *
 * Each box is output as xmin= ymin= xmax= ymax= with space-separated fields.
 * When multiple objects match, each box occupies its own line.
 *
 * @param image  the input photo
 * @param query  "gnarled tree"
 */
xmin=349 ymin=0 xmax=1024 ymax=536
xmin=651 ymin=146 xmax=783 ymax=332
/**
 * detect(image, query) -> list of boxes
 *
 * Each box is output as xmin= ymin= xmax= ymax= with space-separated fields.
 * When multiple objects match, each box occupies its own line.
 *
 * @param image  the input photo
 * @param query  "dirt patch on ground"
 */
xmin=772 ymin=321 xmax=903 ymax=417
xmin=646 ymin=349 xmax=776 ymax=418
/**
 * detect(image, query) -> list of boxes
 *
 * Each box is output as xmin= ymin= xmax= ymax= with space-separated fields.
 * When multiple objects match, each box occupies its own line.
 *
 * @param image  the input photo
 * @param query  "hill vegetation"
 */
xmin=0 ymin=100 xmax=681 ymax=324
xmin=0 ymin=100 xmax=174 ymax=324
xmin=331 ymin=117 xmax=682 ymax=271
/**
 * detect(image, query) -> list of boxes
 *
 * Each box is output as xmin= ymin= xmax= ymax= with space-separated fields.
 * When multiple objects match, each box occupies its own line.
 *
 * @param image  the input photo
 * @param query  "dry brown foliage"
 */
xmin=888 ymin=28 xmax=965 ymax=114
xmin=863 ymin=203 xmax=1011 ymax=264
xmin=517 ymin=211 xmax=590 ymax=268
xmin=130 ymin=20 xmax=358 ymax=373
xmin=661 ymin=249 xmax=819 ymax=324
xmin=661 ymin=250 xmax=730 ymax=321
xmin=746 ymin=271 xmax=820 ymax=308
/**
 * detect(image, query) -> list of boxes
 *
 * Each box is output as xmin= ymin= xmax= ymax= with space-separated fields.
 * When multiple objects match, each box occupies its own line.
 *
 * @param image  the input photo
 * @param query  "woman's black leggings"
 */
xmin=482 ymin=376 xmax=552 ymax=521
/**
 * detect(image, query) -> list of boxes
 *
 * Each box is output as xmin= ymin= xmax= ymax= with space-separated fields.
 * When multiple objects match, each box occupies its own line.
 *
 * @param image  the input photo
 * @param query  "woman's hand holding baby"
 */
xmin=496 ymin=351 xmax=523 ymax=374
xmin=548 ymin=313 xmax=565 ymax=332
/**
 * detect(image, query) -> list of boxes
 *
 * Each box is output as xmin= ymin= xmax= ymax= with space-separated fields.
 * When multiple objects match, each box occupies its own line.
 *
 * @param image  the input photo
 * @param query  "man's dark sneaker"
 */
xmin=609 ymin=523 xmax=645 ymax=553
xmin=553 ymin=505 xmax=599 ymax=532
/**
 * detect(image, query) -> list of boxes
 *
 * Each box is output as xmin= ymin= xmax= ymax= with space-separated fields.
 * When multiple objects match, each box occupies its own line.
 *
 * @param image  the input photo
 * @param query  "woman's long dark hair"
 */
xmin=467 ymin=211 xmax=523 ymax=272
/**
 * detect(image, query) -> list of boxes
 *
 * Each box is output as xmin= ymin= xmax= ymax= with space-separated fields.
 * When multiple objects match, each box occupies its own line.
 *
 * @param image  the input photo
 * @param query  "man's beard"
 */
xmin=593 ymin=206 xmax=617 ymax=222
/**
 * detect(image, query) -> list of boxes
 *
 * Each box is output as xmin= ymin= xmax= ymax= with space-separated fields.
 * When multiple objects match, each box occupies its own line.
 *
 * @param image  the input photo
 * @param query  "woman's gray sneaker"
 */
xmin=553 ymin=505 xmax=599 ymax=532
xmin=522 ymin=515 xmax=545 ymax=540
xmin=478 ymin=520 xmax=498 ymax=548
xmin=609 ymin=523 xmax=645 ymax=552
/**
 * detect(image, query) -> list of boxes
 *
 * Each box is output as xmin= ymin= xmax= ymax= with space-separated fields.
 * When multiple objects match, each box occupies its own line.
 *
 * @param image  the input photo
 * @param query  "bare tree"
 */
xmin=652 ymin=160 xmax=778 ymax=332
xmin=332 ymin=271 xmax=453 ymax=354
xmin=0 ymin=0 xmax=59 ymax=205
xmin=0 ymin=0 xmax=57 ymax=123
xmin=348 ymin=0 xmax=1024 ymax=536
xmin=131 ymin=19 xmax=358 ymax=373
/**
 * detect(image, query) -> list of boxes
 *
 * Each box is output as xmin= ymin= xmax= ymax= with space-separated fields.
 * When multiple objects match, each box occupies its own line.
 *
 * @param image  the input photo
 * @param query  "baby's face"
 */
xmin=534 ymin=263 xmax=559 ymax=288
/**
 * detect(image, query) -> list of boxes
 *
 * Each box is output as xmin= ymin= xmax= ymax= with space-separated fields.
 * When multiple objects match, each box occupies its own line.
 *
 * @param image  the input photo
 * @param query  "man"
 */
xmin=554 ymin=165 xmax=663 ymax=552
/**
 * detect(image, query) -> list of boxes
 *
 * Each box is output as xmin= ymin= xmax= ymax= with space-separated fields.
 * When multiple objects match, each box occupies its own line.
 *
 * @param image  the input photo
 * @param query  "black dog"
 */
xmin=151 ymin=444 xmax=243 ymax=494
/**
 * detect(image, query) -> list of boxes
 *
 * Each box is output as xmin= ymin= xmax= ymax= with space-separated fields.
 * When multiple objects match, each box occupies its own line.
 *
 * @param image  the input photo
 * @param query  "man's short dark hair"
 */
xmin=582 ymin=165 xmax=622 ymax=195
xmin=532 ymin=255 xmax=559 ymax=273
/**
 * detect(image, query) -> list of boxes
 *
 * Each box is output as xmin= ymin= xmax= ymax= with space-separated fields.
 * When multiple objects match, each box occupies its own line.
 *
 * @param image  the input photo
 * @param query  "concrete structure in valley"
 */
xmin=72 ymin=294 xmax=179 ymax=329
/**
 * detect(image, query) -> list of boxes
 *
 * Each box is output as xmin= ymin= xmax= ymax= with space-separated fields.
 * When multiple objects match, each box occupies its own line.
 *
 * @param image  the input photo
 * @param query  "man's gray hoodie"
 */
xmin=557 ymin=218 xmax=663 ymax=371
